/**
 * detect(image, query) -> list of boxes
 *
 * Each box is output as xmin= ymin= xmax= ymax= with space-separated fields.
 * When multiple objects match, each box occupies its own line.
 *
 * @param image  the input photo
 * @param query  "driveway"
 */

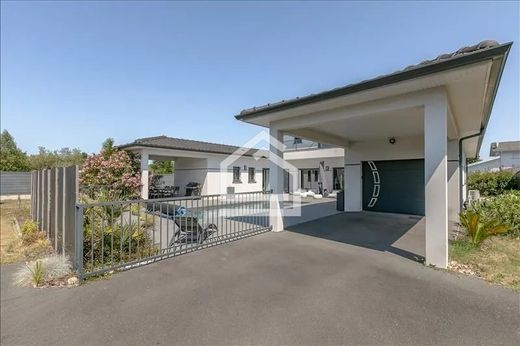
xmin=1 ymin=212 xmax=518 ymax=345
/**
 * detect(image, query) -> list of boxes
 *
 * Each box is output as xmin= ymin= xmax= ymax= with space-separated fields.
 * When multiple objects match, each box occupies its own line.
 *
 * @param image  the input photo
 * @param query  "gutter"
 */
xmin=459 ymin=130 xmax=483 ymax=212
xmin=475 ymin=45 xmax=512 ymax=155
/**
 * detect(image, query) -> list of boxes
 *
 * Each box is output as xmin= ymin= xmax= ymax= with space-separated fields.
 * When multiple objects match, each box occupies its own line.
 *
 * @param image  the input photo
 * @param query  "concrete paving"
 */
xmin=1 ymin=212 xmax=519 ymax=345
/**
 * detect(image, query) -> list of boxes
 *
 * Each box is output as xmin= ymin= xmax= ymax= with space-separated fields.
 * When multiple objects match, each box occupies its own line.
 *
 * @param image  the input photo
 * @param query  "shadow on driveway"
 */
xmin=286 ymin=211 xmax=425 ymax=263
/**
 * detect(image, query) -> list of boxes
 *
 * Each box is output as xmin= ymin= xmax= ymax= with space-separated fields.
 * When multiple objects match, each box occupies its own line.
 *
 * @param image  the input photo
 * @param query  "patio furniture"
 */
xmin=328 ymin=190 xmax=340 ymax=198
xmin=185 ymin=182 xmax=201 ymax=196
xmin=149 ymin=186 xmax=180 ymax=199
xmin=146 ymin=202 xmax=218 ymax=246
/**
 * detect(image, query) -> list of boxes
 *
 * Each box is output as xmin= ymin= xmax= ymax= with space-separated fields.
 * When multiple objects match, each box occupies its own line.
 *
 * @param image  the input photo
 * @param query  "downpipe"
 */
xmin=458 ymin=129 xmax=483 ymax=212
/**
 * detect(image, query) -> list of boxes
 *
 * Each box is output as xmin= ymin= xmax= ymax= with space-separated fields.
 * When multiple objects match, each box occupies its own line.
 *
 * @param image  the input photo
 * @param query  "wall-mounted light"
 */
xmin=389 ymin=137 xmax=396 ymax=144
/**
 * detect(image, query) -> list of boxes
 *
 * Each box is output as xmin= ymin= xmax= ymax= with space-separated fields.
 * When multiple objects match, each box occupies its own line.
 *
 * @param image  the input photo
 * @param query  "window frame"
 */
xmin=233 ymin=166 xmax=241 ymax=183
xmin=248 ymin=167 xmax=256 ymax=183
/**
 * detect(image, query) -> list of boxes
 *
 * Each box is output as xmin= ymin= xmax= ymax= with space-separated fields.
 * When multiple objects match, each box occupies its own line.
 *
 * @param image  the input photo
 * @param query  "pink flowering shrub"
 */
xmin=79 ymin=149 xmax=141 ymax=200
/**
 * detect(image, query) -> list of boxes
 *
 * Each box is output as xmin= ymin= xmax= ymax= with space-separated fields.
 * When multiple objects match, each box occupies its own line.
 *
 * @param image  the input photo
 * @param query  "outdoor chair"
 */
xmin=146 ymin=202 xmax=218 ymax=246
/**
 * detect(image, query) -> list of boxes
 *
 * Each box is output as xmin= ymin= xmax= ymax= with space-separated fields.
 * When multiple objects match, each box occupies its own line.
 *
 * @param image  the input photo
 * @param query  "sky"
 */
xmin=1 ymin=1 xmax=519 ymax=158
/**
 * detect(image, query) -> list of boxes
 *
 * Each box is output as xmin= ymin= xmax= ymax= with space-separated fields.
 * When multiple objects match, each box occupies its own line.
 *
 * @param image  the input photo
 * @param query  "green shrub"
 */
xmin=29 ymin=260 xmax=45 ymax=287
xmin=21 ymin=220 xmax=45 ymax=245
xmin=459 ymin=211 xmax=509 ymax=246
xmin=21 ymin=220 xmax=38 ymax=236
xmin=82 ymin=205 xmax=157 ymax=272
xmin=469 ymin=191 xmax=520 ymax=237
xmin=14 ymin=255 xmax=72 ymax=287
xmin=467 ymin=171 xmax=517 ymax=196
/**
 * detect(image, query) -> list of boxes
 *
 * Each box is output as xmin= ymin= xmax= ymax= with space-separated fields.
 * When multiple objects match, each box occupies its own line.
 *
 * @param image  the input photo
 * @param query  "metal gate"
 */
xmin=75 ymin=191 xmax=272 ymax=279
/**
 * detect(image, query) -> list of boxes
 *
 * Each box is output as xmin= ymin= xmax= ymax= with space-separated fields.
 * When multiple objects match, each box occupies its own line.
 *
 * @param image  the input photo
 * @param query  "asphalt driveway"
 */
xmin=1 ymin=212 xmax=518 ymax=345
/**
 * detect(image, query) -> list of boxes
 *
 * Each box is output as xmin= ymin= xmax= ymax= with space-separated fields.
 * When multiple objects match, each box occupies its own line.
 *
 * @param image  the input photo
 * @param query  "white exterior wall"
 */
xmin=343 ymin=136 xmax=460 ymax=223
xmin=154 ymin=174 xmax=175 ymax=187
xmin=344 ymin=136 xmax=425 ymax=211
xmin=501 ymin=151 xmax=520 ymax=171
xmin=174 ymin=156 xmax=270 ymax=196
xmin=468 ymin=152 xmax=520 ymax=173
xmin=284 ymin=147 xmax=344 ymax=193
xmin=345 ymin=136 xmax=424 ymax=163
xmin=174 ymin=157 xmax=209 ymax=195
xmin=447 ymin=140 xmax=460 ymax=224
xmin=467 ymin=157 xmax=501 ymax=173
xmin=211 ymin=156 xmax=268 ymax=194
xmin=285 ymin=156 xmax=344 ymax=192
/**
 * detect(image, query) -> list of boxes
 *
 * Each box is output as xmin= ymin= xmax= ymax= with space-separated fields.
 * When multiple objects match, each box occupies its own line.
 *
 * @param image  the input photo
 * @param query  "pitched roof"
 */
xmin=236 ymin=40 xmax=511 ymax=119
xmin=490 ymin=141 xmax=520 ymax=156
xmin=119 ymin=136 xmax=266 ymax=157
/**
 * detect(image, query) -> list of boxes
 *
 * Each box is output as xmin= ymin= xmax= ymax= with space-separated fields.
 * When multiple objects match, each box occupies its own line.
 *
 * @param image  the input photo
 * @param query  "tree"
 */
xmin=466 ymin=157 xmax=481 ymax=165
xmin=150 ymin=160 xmax=174 ymax=174
xmin=0 ymin=130 xmax=30 ymax=171
xmin=101 ymin=138 xmax=117 ymax=158
xmin=79 ymin=145 xmax=141 ymax=201
xmin=28 ymin=146 xmax=87 ymax=170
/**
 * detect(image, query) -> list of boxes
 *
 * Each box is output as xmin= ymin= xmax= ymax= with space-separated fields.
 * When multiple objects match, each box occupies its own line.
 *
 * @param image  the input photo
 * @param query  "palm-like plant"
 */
xmin=459 ymin=211 xmax=509 ymax=246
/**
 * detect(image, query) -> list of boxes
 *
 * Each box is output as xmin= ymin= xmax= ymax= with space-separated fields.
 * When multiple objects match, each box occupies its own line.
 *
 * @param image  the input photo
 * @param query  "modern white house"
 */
xmin=283 ymin=136 xmax=344 ymax=193
xmin=120 ymin=136 xmax=271 ymax=198
xmin=235 ymin=40 xmax=512 ymax=268
xmin=468 ymin=140 xmax=520 ymax=173
xmin=122 ymin=40 xmax=511 ymax=269
xmin=121 ymin=135 xmax=346 ymax=199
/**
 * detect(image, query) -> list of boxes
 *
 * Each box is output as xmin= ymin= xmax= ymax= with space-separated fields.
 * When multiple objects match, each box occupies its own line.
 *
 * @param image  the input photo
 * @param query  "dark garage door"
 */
xmin=362 ymin=159 xmax=424 ymax=215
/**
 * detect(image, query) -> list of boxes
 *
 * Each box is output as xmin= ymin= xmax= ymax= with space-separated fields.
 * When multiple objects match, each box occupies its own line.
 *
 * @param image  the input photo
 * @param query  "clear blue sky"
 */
xmin=1 ymin=1 xmax=519 ymax=158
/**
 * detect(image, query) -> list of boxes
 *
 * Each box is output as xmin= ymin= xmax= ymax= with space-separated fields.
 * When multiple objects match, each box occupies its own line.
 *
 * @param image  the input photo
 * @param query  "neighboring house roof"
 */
xmin=236 ymin=40 xmax=511 ymax=119
xmin=489 ymin=141 xmax=520 ymax=156
xmin=119 ymin=135 xmax=267 ymax=157
xmin=468 ymin=157 xmax=500 ymax=168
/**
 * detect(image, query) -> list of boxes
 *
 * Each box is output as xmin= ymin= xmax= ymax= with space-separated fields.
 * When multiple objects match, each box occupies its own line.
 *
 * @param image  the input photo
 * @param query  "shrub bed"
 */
xmin=467 ymin=190 xmax=520 ymax=238
xmin=467 ymin=171 xmax=517 ymax=196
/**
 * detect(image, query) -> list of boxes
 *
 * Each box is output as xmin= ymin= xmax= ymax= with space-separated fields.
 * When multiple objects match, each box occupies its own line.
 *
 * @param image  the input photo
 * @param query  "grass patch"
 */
xmin=449 ymin=236 xmax=520 ymax=290
xmin=0 ymin=200 xmax=52 ymax=264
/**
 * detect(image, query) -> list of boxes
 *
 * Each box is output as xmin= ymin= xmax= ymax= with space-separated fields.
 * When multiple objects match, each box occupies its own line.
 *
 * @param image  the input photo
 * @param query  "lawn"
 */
xmin=449 ymin=236 xmax=520 ymax=290
xmin=0 ymin=199 xmax=51 ymax=264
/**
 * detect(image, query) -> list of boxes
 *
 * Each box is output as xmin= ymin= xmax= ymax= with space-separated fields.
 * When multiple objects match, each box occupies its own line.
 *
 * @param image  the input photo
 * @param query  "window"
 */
xmin=248 ymin=167 xmax=256 ymax=183
xmin=233 ymin=166 xmax=241 ymax=183
xmin=307 ymin=170 xmax=311 ymax=182
xmin=314 ymin=170 xmax=319 ymax=182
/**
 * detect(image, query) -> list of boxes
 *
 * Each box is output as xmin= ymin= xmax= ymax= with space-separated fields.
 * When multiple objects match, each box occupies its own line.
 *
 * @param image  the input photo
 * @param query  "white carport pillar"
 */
xmin=344 ymin=147 xmax=362 ymax=212
xmin=140 ymin=151 xmax=149 ymax=200
xmin=269 ymin=126 xmax=285 ymax=194
xmin=269 ymin=126 xmax=284 ymax=232
xmin=424 ymin=91 xmax=448 ymax=268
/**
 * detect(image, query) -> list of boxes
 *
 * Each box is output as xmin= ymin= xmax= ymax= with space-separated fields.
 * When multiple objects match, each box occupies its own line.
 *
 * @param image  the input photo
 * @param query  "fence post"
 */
xmin=46 ymin=169 xmax=51 ymax=237
xmin=75 ymin=204 xmax=84 ymax=280
xmin=62 ymin=167 xmax=66 ymax=257
xmin=39 ymin=170 xmax=44 ymax=229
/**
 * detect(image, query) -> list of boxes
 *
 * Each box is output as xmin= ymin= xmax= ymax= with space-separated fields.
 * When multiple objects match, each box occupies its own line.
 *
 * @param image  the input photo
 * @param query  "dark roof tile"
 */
xmin=120 ymin=136 xmax=267 ymax=157
xmin=238 ymin=40 xmax=506 ymax=118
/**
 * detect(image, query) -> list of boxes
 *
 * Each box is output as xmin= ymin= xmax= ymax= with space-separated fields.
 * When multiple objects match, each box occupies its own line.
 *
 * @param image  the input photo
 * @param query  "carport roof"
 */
xmin=119 ymin=135 xmax=266 ymax=157
xmin=236 ymin=40 xmax=512 ymax=119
